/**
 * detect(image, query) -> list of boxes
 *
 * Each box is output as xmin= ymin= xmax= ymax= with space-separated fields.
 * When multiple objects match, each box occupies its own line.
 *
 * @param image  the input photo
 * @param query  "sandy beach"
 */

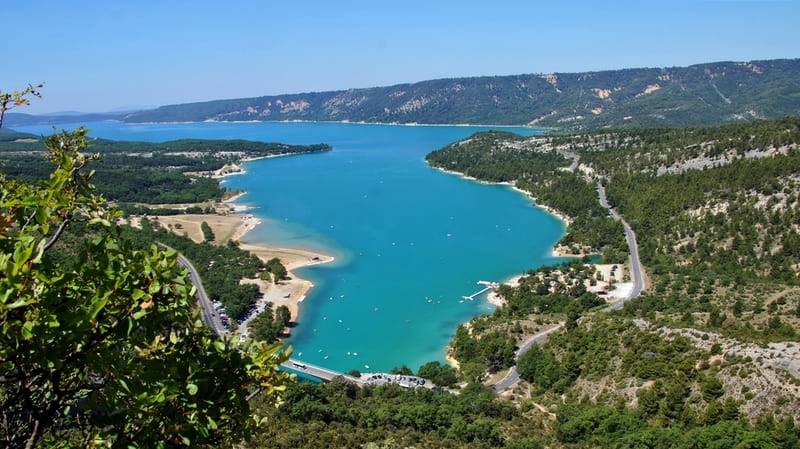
xmin=145 ymin=208 xmax=333 ymax=324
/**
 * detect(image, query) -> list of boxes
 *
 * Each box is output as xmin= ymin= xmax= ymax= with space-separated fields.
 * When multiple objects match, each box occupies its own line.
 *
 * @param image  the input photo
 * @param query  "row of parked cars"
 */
xmin=366 ymin=374 xmax=426 ymax=387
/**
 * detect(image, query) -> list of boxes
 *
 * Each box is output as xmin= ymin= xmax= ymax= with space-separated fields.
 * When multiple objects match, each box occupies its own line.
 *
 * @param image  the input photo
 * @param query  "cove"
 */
xmin=16 ymin=121 xmax=566 ymax=374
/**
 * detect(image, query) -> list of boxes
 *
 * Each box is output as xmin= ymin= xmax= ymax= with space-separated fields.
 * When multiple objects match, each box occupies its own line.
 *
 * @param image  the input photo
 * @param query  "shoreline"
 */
xmin=430 ymin=165 xmax=573 ymax=229
xmin=227 ymin=214 xmax=335 ymax=325
xmin=118 ymin=118 xmax=547 ymax=130
xmin=212 ymin=152 xmax=323 ymax=180
xmin=220 ymin=185 xmax=334 ymax=323
xmin=147 ymin=207 xmax=334 ymax=325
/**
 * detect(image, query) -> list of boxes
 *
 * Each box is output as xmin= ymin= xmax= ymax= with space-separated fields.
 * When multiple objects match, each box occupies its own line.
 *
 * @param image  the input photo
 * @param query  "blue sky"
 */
xmin=3 ymin=0 xmax=799 ymax=114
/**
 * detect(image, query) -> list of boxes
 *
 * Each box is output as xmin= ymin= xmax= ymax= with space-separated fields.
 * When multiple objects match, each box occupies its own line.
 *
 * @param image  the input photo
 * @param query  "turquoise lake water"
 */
xmin=16 ymin=121 xmax=565 ymax=374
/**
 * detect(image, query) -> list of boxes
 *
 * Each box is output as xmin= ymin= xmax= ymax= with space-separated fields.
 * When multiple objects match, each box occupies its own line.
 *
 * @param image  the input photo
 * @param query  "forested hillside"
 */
xmin=413 ymin=117 xmax=800 ymax=447
xmin=117 ymin=59 xmax=800 ymax=130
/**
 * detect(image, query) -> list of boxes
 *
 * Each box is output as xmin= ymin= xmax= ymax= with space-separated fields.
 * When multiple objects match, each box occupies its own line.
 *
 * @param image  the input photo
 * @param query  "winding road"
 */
xmin=491 ymin=325 xmax=565 ymax=391
xmin=493 ymin=170 xmax=645 ymax=391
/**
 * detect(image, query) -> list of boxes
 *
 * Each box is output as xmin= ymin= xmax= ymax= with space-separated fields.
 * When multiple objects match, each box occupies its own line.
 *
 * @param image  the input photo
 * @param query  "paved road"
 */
xmin=492 ymin=178 xmax=646 ymax=392
xmin=596 ymin=183 xmax=645 ymax=307
xmin=175 ymin=253 xmax=226 ymax=337
xmin=563 ymin=151 xmax=580 ymax=172
xmin=493 ymin=324 xmax=564 ymax=391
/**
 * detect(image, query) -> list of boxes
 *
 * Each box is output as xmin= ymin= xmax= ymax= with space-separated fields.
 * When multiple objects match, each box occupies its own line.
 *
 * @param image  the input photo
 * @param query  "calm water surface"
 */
xmin=17 ymin=121 xmax=565 ymax=373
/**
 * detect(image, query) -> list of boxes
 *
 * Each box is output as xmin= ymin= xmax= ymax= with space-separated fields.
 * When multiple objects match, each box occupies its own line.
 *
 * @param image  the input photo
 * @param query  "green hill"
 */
xmin=123 ymin=58 xmax=800 ymax=130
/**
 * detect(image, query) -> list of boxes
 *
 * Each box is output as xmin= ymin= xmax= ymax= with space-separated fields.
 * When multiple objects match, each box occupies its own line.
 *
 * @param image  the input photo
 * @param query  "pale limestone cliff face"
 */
xmin=592 ymin=87 xmax=612 ymax=99
xmin=739 ymin=62 xmax=764 ymax=74
xmin=277 ymin=99 xmax=310 ymax=113
xmin=397 ymin=96 xmax=431 ymax=113
xmin=635 ymin=83 xmax=662 ymax=98
xmin=540 ymin=73 xmax=562 ymax=93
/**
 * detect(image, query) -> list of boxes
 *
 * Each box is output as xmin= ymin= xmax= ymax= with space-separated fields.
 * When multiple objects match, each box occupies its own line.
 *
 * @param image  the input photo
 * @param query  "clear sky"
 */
xmin=3 ymin=0 xmax=799 ymax=114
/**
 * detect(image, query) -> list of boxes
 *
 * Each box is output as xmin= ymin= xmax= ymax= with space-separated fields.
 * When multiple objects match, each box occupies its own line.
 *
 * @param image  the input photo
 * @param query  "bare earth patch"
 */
xmin=128 ymin=210 xmax=333 ymax=328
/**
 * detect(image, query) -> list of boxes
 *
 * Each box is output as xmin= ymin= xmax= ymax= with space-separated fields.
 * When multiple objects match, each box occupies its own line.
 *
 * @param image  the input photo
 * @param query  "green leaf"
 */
xmin=34 ymin=207 xmax=48 ymax=225
xmin=187 ymin=383 xmax=198 ymax=396
xmin=6 ymin=298 xmax=30 ymax=309
xmin=13 ymin=243 xmax=32 ymax=266
xmin=148 ymin=279 xmax=161 ymax=294
xmin=88 ymin=217 xmax=111 ymax=227
xmin=132 ymin=289 xmax=147 ymax=300
xmin=89 ymin=297 xmax=108 ymax=320
xmin=21 ymin=321 xmax=34 ymax=339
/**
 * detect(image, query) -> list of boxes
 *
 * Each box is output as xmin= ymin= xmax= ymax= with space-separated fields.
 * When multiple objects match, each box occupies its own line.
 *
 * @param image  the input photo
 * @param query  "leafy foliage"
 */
xmin=0 ymin=94 xmax=292 ymax=448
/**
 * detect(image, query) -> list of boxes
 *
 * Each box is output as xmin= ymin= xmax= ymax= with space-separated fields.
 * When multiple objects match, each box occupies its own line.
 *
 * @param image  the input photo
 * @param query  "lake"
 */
xmin=16 ymin=121 xmax=566 ymax=374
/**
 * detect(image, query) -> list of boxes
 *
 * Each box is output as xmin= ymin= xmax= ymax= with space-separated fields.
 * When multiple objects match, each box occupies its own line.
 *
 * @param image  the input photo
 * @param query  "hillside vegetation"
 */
xmin=114 ymin=59 xmax=800 ymax=130
xmin=415 ymin=116 xmax=800 ymax=446
xmin=0 ymin=131 xmax=330 ymax=204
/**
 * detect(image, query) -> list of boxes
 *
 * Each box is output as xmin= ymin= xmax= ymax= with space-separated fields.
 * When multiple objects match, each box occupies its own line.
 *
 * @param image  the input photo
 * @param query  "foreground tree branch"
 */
xmin=1 ymin=87 xmax=293 ymax=449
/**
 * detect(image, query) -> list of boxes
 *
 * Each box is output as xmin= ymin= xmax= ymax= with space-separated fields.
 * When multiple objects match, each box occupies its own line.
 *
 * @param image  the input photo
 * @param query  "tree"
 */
xmin=0 ymin=89 xmax=293 ymax=448
xmin=0 ymin=83 xmax=42 ymax=128
xmin=265 ymin=257 xmax=287 ymax=284
xmin=200 ymin=221 xmax=215 ymax=242
xmin=275 ymin=304 xmax=291 ymax=327
xmin=249 ymin=305 xmax=283 ymax=343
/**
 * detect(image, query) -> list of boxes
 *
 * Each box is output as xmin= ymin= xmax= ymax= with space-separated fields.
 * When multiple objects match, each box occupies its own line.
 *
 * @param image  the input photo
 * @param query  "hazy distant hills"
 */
xmin=6 ymin=58 xmax=799 ymax=130
xmin=3 ymin=112 xmax=124 ymax=127
xmin=119 ymin=59 xmax=799 ymax=130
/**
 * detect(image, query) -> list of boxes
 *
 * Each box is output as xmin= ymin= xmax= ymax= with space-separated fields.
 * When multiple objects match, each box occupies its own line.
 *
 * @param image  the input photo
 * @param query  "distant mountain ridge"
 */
xmin=4 ymin=112 xmax=125 ymax=127
xmin=121 ymin=58 xmax=800 ymax=130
